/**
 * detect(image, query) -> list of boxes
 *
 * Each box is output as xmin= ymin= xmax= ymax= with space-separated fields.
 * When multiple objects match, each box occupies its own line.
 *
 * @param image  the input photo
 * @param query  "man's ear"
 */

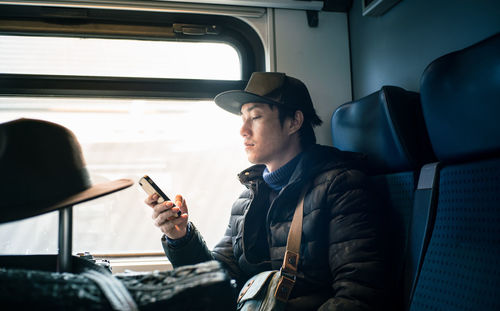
xmin=288 ymin=110 xmax=304 ymax=135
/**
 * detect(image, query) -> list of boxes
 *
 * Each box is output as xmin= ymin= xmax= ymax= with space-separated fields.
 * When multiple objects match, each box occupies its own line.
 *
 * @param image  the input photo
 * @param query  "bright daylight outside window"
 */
xmin=0 ymin=35 xmax=250 ymax=255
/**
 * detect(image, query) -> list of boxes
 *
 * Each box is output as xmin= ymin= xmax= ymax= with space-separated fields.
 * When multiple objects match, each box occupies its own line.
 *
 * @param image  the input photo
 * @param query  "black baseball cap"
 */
xmin=214 ymin=72 xmax=322 ymax=126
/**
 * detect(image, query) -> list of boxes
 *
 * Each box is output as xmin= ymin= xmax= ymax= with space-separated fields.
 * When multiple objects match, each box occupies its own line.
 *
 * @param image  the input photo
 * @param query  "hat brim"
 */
xmin=51 ymin=178 xmax=133 ymax=210
xmin=1 ymin=179 xmax=133 ymax=224
xmin=214 ymin=90 xmax=281 ymax=115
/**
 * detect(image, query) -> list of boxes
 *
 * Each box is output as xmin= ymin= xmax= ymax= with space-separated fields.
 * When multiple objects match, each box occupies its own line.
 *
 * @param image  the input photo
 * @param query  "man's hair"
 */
xmin=268 ymin=104 xmax=322 ymax=149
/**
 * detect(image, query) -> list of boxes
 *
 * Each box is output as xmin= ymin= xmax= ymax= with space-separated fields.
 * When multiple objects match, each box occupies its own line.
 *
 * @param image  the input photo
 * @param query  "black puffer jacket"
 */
xmin=163 ymin=145 xmax=392 ymax=310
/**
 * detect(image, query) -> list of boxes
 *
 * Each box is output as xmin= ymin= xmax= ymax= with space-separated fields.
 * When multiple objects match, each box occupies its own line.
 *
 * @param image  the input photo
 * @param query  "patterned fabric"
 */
xmin=410 ymin=159 xmax=500 ymax=311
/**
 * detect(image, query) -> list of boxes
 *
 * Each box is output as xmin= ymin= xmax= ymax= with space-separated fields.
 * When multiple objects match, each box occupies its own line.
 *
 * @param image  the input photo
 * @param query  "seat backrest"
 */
xmin=332 ymin=86 xmax=433 ymax=175
xmin=409 ymin=32 xmax=500 ymax=311
xmin=331 ymin=85 xmax=436 ymax=308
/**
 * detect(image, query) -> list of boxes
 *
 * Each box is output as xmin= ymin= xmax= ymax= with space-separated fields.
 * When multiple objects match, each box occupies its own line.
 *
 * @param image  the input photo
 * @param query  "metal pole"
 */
xmin=57 ymin=206 xmax=73 ymax=273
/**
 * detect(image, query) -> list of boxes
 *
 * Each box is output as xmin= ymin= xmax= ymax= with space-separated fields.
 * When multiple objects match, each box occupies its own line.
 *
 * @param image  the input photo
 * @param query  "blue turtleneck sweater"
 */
xmin=262 ymin=153 xmax=303 ymax=191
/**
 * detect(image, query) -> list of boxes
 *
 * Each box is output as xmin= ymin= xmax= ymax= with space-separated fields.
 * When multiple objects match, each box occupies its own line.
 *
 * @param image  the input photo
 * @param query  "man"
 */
xmin=146 ymin=72 xmax=391 ymax=310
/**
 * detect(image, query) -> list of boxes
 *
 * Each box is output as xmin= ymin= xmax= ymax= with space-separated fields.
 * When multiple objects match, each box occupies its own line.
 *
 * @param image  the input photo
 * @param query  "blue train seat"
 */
xmin=331 ymin=85 xmax=436 ymax=308
xmin=409 ymin=32 xmax=500 ymax=311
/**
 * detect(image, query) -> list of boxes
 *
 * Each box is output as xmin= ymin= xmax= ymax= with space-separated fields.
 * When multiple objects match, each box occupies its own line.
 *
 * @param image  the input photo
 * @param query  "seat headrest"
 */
xmin=331 ymin=86 xmax=435 ymax=175
xmin=420 ymin=32 xmax=500 ymax=162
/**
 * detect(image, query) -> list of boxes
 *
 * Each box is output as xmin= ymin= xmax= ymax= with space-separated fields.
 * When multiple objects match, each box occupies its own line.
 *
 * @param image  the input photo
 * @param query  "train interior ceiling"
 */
xmin=0 ymin=0 xmax=499 ymax=308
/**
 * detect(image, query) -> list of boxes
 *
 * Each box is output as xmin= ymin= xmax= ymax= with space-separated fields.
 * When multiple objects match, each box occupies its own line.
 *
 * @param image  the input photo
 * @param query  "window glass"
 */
xmin=0 ymin=35 xmax=241 ymax=80
xmin=0 ymin=97 xmax=249 ymax=254
xmin=0 ymin=34 xmax=250 ymax=255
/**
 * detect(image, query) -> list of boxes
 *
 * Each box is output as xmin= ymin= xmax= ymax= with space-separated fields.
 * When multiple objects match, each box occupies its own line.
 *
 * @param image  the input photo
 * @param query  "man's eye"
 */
xmin=252 ymin=116 xmax=261 ymax=120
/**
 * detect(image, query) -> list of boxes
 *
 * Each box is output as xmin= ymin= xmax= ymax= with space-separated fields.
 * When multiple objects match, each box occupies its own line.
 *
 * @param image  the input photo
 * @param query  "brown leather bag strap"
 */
xmin=274 ymin=183 xmax=309 ymax=302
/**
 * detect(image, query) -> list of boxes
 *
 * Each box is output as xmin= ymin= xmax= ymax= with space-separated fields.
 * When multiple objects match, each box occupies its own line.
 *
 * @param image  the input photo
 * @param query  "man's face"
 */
xmin=240 ymin=103 xmax=296 ymax=171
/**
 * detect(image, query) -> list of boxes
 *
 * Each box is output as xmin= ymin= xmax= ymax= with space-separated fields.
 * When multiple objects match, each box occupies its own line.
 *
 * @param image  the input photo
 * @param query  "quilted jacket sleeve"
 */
xmin=162 ymin=193 xmax=246 ymax=281
xmin=161 ymin=223 xmax=214 ymax=267
xmin=211 ymin=221 xmax=243 ymax=281
xmin=318 ymin=169 xmax=391 ymax=311
xmin=211 ymin=191 xmax=250 ymax=282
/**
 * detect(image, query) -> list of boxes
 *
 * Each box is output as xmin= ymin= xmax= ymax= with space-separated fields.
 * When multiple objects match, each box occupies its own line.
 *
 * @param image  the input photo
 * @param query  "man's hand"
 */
xmin=145 ymin=194 xmax=189 ymax=240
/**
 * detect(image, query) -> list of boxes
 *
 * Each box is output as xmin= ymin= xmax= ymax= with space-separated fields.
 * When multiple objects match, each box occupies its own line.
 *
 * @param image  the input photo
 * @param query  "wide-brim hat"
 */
xmin=0 ymin=118 xmax=133 ymax=224
xmin=214 ymin=72 xmax=322 ymax=126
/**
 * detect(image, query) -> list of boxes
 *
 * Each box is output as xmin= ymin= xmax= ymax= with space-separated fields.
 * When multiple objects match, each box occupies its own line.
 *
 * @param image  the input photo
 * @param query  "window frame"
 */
xmin=0 ymin=4 xmax=265 ymax=98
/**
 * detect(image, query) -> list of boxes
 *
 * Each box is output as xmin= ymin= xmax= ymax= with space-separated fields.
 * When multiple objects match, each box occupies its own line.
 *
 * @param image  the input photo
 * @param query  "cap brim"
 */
xmin=214 ymin=90 xmax=280 ymax=115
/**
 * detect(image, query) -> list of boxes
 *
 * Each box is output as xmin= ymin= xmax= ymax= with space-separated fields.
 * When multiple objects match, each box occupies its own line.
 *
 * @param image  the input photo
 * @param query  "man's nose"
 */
xmin=240 ymin=121 xmax=250 ymax=137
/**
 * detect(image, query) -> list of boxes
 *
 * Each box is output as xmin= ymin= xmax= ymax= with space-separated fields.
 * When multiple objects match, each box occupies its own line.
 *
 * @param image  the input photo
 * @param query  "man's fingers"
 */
xmin=148 ymin=194 xmax=188 ymax=239
xmin=169 ymin=212 xmax=187 ymax=225
xmin=159 ymin=214 xmax=188 ymax=236
xmin=174 ymin=194 xmax=182 ymax=207
xmin=151 ymin=201 xmax=175 ymax=219
xmin=144 ymin=193 xmax=159 ymax=206
xmin=175 ymin=194 xmax=188 ymax=213
xmin=159 ymin=220 xmax=177 ymax=233
xmin=154 ymin=206 xmax=182 ymax=224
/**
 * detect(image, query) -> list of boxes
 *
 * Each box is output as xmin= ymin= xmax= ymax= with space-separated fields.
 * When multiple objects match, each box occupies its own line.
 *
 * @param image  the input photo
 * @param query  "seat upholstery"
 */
xmin=420 ymin=33 xmax=500 ymax=162
xmin=332 ymin=86 xmax=434 ymax=175
xmin=410 ymin=32 xmax=500 ymax=311
xmin=331 ymin=85 xmax=436 ymax=309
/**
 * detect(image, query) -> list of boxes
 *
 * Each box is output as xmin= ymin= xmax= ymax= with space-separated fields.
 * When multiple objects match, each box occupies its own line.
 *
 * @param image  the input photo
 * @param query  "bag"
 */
xmin=237 ymin=271 xmax=331 ymax=311
xmin=236 ymin=270 xmax=285 ymax=311
xmin=236 ymin=186 xmax=308 ymax=311
xmin=117 ymin=260 xmax=236 ymax=310
xmin=0 ymin=254 xmax=129 ymax=310
xmin=0 ymin=255 xmax=236 ymax=310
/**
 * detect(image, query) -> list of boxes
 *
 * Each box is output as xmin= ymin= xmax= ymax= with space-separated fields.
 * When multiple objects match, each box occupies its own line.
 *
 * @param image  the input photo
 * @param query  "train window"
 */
xmin=0 ymin=35 xmax=240 ymax=80
xmin=0 ymin=96 xmax=249 ymax=255
xmin=0 ymin=8 xmax=263 ymax=259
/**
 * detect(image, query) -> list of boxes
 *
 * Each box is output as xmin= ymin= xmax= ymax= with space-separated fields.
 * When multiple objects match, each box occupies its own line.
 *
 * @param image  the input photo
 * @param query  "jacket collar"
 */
xmin=289 ymin=144 xmax=368 ymax=186
xmin=237 ymin=145 xmax=368 ymax=188
xmin=238 ymin=164 xmax=266 ymax=186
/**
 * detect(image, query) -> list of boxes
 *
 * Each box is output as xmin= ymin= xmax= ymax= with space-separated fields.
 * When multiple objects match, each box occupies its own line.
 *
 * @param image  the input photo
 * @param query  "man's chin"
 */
xmin=246 ymin=155 xmax=259 ymax=165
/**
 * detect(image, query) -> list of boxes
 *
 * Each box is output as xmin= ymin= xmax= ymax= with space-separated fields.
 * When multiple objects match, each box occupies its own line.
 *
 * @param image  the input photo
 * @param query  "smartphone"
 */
xmin=139 ymin=175 xmax=181 ymax=217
